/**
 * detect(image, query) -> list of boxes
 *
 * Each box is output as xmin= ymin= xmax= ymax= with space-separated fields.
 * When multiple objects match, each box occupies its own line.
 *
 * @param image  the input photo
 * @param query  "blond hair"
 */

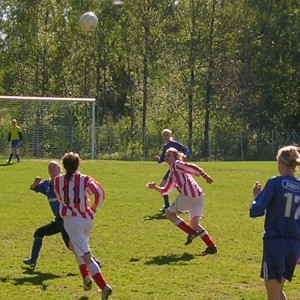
xmin=276 ymin=145 xmax=300 ymax=171
xmin=162 ymin=128 xmax=172 ymax=136
xmin=166 ymin=147 xmax=186 ymax=161
xmin=49 ymin=160 xmax=62 ymax=172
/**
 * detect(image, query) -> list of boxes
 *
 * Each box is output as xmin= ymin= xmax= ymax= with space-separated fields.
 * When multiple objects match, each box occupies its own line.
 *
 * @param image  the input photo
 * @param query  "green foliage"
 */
xmin=0 ymin=160 xmax=300 ymax=299
xmin=0 ymin=0 xmax=299 ymax=161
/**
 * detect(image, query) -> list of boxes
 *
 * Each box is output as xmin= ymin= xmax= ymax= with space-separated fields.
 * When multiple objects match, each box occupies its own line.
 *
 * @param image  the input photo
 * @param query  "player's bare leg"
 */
xmin=265 ymin=279 xmax=287 ymax=300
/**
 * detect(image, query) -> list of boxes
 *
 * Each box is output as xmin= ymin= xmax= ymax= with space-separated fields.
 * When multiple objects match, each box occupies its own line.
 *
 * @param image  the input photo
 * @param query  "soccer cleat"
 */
xmin=93 ymin=256 xmax=104 ymax=268
xmin=83 ymin=275 xmax=93 ymax=291
xmin=23 ymin=258 xmax=36 ymax=269
xmin=101 ymin=284 xmax=113 ymax=300
xmin=185 ymin=233 xmax=199 ymax=245
xmin=202 ymin=247 xmax=218 ymax=255
xmin=159 ymin=206 xmax=169 ymax=213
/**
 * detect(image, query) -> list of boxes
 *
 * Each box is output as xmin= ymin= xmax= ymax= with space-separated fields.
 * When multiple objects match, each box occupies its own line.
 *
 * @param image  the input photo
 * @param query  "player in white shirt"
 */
xmin=147 ymin=147 xmax=217 ymax=255
xmin=54 ymin=152 xmax=112 ymax=300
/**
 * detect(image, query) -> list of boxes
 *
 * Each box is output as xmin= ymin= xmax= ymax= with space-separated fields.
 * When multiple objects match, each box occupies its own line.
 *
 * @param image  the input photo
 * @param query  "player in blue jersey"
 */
xmin=156 ymin=129 xmax=190 ymax=213
xmin=250 ymin=145 xmax=300 ymax=300
xmin=23 ymin=161 xmax=103 ymax=291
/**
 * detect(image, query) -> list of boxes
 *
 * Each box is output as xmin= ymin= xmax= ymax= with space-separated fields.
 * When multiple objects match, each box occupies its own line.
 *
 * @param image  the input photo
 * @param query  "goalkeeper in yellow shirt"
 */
xmin=7 ymin=118 xmax=22 ymax=163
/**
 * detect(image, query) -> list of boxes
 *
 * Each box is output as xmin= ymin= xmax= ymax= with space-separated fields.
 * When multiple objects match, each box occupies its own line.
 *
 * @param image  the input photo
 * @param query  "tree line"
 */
xmin=0 ymin=0 xmax=299 ymax=161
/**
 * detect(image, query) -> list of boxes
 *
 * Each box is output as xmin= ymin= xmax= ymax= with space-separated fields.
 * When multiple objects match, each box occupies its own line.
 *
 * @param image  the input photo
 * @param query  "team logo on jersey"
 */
xmin=282 ymin=179 xmax=300 ymax=192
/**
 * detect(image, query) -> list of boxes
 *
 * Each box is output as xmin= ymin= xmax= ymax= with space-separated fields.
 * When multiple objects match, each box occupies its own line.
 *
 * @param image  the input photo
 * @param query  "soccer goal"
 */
xmin=0 ymin=96 xmax=96 ymax=160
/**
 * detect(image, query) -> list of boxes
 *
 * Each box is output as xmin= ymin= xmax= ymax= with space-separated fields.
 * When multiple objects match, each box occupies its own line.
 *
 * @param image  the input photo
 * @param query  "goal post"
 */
xmin=0 ymin=96 xmax=96 ymax=160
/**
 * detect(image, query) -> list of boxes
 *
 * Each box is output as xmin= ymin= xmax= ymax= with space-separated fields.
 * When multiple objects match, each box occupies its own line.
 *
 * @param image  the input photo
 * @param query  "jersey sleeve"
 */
xmin=33 ymin=181 xmax=48 ymax=196
xmin=158 ymin=145 xmax=168 ymax=163
xmin=184 ymin=147 xmax=191 ymax=159
xmin=87 ymin=177 xmax=106 ymax=209
xmin=174 ymin=161 xmax=206 ymax=177
xmin=161 ymin=174 xmax=177 ymax=195
xmin=177 ymin=143 xmax=190 ymax=158
xmin=249 ymin=178 xmax=275 ymax=218
xmin=171 ymin=140 xmax=190 ymax=158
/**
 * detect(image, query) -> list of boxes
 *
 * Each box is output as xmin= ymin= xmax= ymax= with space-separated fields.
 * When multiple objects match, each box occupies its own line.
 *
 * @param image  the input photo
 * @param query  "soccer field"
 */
xmin=0 ymin=160 xmax=299 ymax=300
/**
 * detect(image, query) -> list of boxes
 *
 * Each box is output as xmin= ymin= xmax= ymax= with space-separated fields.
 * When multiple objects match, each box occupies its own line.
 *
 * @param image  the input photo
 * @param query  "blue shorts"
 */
xmin=260 ymin=238 xmax=300 ymax=282
xmin=11 ymin=140 xmax=21 ymax=149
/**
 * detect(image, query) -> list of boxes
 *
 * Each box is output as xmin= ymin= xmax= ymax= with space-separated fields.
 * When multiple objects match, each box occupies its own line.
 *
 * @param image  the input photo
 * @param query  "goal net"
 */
xmin=0 ymin=96 xmax=96 ymax=160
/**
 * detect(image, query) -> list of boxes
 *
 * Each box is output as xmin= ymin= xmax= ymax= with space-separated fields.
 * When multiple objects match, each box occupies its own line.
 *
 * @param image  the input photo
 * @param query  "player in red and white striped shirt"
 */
xmin=147 ymin=147 xmax=217 ymax=255
xmin=54 ymin=152 xmax=112 ymax=300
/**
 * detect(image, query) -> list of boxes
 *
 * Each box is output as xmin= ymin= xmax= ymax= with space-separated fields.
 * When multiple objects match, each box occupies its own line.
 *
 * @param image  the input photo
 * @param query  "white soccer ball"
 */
xmin=79 ymin=12 xmax=98 ymax=32
xmin=112 ymin=0 xmax=124 ymax=4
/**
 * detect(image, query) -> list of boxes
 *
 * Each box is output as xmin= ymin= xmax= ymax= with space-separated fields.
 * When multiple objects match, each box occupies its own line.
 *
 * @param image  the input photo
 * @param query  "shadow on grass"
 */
xmin=144 ymin=252 xmax=195 ymax=265
xmin=143 ymin=212 xmax=166 ymax=221
xmin=0 ymin=162 xmax=13 ymax=167
xmin=3 ymin=268 xmax=78 ymax=291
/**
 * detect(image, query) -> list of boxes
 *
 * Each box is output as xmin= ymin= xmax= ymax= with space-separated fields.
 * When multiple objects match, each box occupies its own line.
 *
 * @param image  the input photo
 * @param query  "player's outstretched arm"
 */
xmin=146 ymin=182 xmax=162 ymax=193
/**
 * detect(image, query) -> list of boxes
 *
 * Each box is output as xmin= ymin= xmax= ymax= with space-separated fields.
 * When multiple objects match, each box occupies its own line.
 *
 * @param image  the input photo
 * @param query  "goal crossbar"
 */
xmin=0 ymin=96 xmax=95 ymax=102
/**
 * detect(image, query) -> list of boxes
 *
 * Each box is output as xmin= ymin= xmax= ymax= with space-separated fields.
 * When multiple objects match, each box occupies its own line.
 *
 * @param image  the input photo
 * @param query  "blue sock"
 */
xmin=31 ymin=237 xmax=43 ymax=263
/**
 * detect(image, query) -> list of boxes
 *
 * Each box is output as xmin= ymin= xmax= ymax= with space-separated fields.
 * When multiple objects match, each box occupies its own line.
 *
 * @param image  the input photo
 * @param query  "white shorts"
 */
xmin=63 ymin=216 xmax=93 ymax=257
xmin=168 ymin=194 xmax=204 ymax=220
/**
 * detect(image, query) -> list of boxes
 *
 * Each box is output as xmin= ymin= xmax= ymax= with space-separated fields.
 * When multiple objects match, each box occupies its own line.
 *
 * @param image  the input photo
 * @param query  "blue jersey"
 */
xmin=158 ymin=140 xmax=190 ymax=163
xmin=250 ymin=175 xmax=300 ymax=241
xmin=34 ymin=180 xmax=60 ymax=217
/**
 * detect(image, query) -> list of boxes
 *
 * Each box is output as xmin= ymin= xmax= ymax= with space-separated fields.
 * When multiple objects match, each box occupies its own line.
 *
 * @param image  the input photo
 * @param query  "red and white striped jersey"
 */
xmin=54 ymin=173 xmax=105 ymax=219
xmin=161 ymin=160 xmax=206 ymax=198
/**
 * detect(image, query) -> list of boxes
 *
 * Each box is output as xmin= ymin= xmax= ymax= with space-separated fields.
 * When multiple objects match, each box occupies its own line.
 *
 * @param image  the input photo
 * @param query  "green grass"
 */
xmin=0 ymin=160 xmax=299 ymax=299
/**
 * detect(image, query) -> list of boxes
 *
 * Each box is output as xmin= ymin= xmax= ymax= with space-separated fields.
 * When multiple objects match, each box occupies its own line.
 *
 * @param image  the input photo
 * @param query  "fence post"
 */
xmin=240 ymin=132 xmax=244 ymax=161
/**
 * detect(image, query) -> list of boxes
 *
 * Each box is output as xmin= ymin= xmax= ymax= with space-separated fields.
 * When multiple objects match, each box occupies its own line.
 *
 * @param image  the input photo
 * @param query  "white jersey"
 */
xmin=161 ymin=160 xmax=206 ymax=198
xmin=54 ymin=173 xmax=105 ymax=219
